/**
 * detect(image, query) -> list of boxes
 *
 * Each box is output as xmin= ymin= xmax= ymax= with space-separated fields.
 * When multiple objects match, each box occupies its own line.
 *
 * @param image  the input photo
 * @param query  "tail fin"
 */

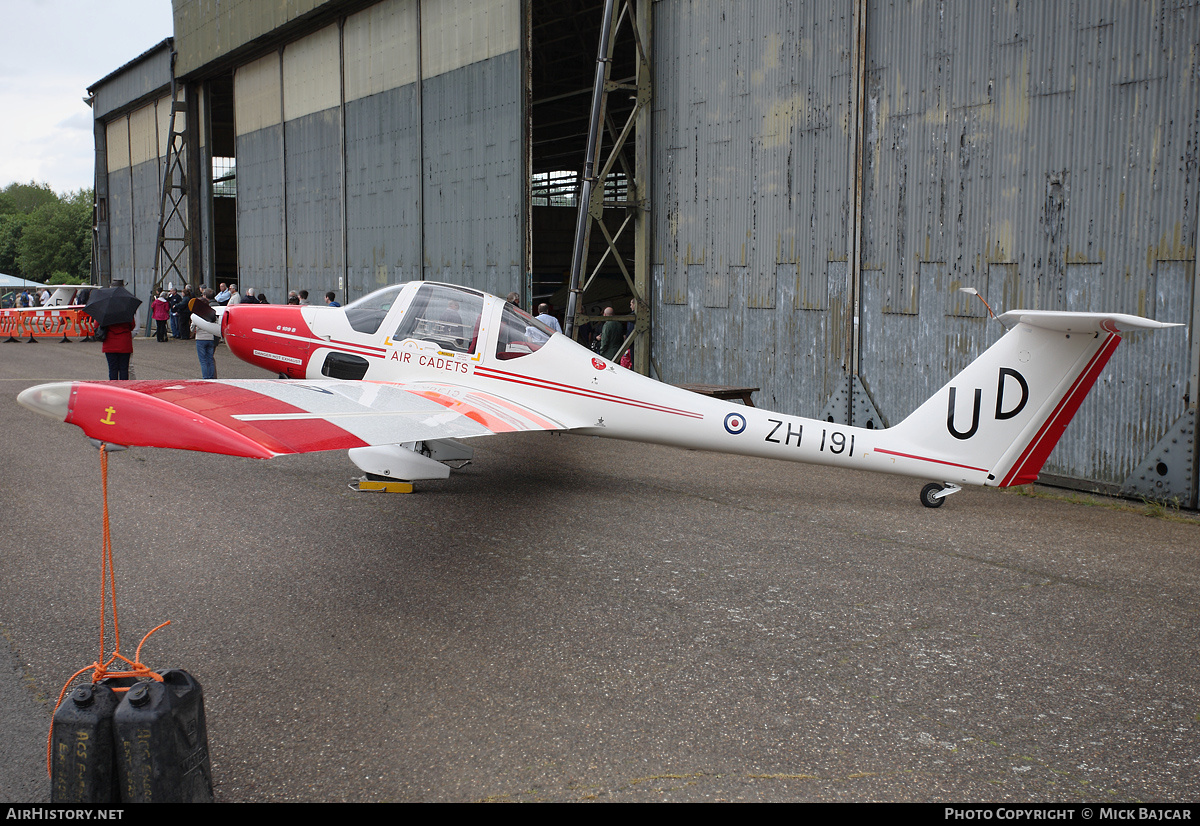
xmin=888 ymin=311 xmax=1181 ymax=487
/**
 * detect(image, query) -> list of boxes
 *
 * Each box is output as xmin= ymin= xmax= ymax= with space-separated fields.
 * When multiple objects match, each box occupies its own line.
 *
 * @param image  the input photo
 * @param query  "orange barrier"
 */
xmin=0 ymin=307 xmax=98 ymax=341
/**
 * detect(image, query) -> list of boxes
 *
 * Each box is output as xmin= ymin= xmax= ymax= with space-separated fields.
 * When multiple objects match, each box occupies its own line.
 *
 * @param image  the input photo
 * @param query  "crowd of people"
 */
xmin=89 ymin=282 xmax=342 ymax=381
xmin=5 ymin=286 xmax=92 ymax=308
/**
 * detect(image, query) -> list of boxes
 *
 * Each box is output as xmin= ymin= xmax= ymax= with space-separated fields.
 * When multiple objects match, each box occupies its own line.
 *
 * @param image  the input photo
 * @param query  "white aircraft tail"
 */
xmin=887 ymin=311 xmax=1180 ymax=487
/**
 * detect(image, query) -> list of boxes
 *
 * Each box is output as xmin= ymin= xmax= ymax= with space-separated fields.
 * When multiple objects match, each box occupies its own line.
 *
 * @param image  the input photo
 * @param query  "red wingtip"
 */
xmin=63 ymin=383 xmax=278 ymax=459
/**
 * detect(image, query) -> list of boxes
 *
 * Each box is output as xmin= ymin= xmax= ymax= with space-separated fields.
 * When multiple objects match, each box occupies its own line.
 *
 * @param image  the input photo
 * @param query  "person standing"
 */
xmin=166 ymin=287 xmax=183 ymax=338
xmin=101 ymin=321 xmax=134 ymax=380
xmin=151 ymin=291 xmax=170 ymax=342
xmin=597 ymin=306 xmax=623 ymax=361
xmin=325 ymin=291 xmax=341 ymax=307
xmin=191 ymin=289 xmax=218 ymax=379
xmin=535 ymin=303 xmax=563 ymax=334
xmin=176 ymin=285 xmax=193 ymax=339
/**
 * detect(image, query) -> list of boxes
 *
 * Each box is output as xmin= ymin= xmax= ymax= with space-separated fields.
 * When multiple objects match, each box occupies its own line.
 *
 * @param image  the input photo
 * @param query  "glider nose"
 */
xmin=17 ymin=382 xmax=73 ymax=422
xmin=222 ymin=304 xmax=315 ymax=378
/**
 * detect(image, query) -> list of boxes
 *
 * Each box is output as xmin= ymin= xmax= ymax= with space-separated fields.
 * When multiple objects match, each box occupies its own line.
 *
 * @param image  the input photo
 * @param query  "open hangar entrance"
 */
xmin=529 ymin=0 xmax=643 ymax=339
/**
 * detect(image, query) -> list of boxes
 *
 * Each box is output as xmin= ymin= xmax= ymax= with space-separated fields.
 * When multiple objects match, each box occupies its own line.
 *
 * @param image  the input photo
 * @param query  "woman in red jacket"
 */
xmin=101 ymin=321 xmax=134 ymax=379
xmin=151 ymin=291 xmax=171 ymax=341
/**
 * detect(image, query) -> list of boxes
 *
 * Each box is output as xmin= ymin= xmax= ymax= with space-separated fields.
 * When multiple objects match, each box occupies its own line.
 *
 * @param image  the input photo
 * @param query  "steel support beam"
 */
xmin=564 ymin=0 xmax=653 ymax=374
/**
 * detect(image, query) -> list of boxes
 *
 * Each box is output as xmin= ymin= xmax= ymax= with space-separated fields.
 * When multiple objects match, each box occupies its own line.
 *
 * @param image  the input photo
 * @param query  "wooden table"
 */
xmin=674 ymin=383 xmax=759 ymax=407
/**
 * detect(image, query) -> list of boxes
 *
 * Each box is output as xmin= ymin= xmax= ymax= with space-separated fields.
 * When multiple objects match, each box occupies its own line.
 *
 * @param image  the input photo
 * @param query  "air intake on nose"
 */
xmin=321 ymin=352 xmax=369 ymax=380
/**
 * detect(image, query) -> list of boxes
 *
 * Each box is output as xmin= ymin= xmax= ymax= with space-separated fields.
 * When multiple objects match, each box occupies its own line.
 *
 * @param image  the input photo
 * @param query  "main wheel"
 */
xmin=920 ymin=483 xmax=945 ymax=508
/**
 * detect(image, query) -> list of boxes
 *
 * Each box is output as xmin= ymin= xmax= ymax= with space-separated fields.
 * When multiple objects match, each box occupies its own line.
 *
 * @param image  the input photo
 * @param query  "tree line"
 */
xmin=0 ymin=181 xmax=92 ymax=284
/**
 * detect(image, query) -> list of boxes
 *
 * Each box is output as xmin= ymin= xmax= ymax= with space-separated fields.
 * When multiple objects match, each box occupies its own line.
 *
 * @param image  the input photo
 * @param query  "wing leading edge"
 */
xmin=17 ymin=379 xmax=579 ymax=458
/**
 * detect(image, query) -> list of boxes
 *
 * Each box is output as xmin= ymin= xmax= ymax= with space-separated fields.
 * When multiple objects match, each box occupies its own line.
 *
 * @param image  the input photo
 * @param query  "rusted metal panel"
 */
xmin=102 ymin=98 xmax=167 ymax=305
xmin=107 ymin=164 xmax=134 ymax=287
xmin=130 ymin=159 xmax=162 ymax=296
xmin=343 ymin=0 xmax=423 ymax=296
xmin=651 ymin=0 xmax=855 ymax=414
xmin=853 ymin=0 xmax=1197 ymax=494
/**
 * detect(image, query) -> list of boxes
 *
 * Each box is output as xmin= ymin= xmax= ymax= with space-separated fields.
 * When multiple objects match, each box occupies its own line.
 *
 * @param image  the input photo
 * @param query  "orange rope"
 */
xmin=46 ymin=444 xmax=171 ymax=778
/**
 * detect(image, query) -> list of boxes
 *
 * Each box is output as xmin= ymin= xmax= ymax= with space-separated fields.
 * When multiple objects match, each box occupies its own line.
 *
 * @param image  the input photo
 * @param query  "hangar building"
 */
xmin=87 ymin=0 xmax=1199 ymax=506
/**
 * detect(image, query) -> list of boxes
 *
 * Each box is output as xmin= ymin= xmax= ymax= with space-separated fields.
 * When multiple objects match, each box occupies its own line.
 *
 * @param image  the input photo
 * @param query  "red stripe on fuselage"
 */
xmin=474 ymin=365 xmax=704 ymax=419
xmin=874 ymin=448 xmax=990 ymax=474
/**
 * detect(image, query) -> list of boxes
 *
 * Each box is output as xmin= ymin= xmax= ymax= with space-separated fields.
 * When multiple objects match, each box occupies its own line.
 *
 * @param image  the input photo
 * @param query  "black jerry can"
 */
xmin=50 ymin=677 xmax=134 ymax=804
xmin=114 ymin=669 xmax=214 ymax=802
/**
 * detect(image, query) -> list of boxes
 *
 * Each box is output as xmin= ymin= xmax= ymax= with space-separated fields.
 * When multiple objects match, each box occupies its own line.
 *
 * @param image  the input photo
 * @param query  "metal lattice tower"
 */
xmin=564 ymin=0 xmax=653 ymax=376
xmin=154 ymin=58 xmax=189 ymax=299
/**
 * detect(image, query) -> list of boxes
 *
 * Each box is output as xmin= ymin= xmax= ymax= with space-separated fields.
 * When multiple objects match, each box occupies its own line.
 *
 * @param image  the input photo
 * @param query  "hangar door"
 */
xmin=231 ymin=0 xmax=526 ymax=303
xmin=104 ymin=97 xmax=176 ymax=304
xmin=650 ymin=0 xmax=1198 ymax=506
xmin=853 ymin=1 xmax=1198 ymax=505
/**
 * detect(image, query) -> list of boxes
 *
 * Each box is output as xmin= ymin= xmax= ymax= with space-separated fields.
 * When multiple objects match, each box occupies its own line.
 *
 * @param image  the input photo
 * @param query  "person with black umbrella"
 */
xmin=84 ymin=286 xmax=141 ymax=380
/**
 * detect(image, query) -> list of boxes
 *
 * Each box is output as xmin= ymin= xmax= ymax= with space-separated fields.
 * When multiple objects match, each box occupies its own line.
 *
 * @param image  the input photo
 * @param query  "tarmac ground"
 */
xmin=1 ymin=334 xmax=1198 ymax=802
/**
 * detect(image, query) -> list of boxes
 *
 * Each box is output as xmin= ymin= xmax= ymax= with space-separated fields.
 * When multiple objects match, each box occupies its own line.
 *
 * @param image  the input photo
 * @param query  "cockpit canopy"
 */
xmin=344 ymin=283 xmax=407 ymax=335
xmin=345 ymin=282 xmax=557 ymax=359
xmin=394 ymin=283 xmax=486 ymax=353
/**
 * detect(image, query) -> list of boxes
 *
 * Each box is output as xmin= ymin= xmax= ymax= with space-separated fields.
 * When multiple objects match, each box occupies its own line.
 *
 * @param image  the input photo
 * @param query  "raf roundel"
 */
xmin=723 ymin=412 xmax=747 ymax=435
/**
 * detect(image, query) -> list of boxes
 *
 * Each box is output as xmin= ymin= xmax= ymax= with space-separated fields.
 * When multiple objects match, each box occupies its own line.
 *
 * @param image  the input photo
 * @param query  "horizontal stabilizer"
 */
xmin=997 ymin=310 xmax=1183 ymax=334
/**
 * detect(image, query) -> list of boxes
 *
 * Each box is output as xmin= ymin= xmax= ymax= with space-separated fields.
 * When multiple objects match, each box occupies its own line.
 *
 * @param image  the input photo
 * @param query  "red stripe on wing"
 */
xmin=404 ymin=386 xmax=556 ymax=432
xmin=65 ymin=381 xmax=369 ymax=457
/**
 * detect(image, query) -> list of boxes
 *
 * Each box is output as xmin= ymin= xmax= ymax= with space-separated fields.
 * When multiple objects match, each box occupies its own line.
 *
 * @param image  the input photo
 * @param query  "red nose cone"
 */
xmin=222 ymin=304 xmax=316 ymax=378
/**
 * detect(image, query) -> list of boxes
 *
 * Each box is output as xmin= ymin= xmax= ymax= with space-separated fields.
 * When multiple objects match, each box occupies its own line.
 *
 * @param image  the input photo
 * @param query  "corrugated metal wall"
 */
xmin=651 ymin=0 xmax=1199 ymax=502
xmin=344 ymin=0 xmax=424 ymax=291
xmin=103 ymin=95 xmax=174 ymax=312
xmin=173 ymin=0 xmax=333 ymax=78
xmin=652 ymin=0 xmax=857 ymax=410
xmin=856 ymin=0 xmax=1197 ymax=497
xmin=230 ymin=0 xmax=524 ymax=304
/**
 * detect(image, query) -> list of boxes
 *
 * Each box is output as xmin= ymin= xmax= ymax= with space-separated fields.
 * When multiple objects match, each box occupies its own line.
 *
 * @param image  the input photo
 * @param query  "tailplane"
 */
xmin=888 ymin=311 xmax=1181 ymax=488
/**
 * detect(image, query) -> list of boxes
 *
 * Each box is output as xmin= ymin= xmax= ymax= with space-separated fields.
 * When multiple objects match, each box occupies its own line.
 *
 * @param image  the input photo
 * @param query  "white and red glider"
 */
xmin=18 ymin=281 xmax=1180 ymax=506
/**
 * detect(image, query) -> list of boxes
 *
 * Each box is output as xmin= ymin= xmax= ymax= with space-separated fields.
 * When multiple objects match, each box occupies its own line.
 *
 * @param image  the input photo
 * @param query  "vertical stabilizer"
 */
xmin=887 ymin=312 xmax=1180 ymax=487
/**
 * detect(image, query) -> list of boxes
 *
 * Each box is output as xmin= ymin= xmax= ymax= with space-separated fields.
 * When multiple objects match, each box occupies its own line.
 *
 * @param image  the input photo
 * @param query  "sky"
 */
xmin=0 ymin=0 xmax=175 ymax=196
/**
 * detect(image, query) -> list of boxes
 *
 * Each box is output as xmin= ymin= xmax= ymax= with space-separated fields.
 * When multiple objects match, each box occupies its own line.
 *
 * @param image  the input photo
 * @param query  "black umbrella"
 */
xmin=84 ymin=286 xmax=142 ymax=328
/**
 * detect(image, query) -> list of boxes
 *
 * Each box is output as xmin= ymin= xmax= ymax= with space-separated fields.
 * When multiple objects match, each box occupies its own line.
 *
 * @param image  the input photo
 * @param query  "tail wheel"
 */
xmin=920 ymin=483 xmax=945 ymax=508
